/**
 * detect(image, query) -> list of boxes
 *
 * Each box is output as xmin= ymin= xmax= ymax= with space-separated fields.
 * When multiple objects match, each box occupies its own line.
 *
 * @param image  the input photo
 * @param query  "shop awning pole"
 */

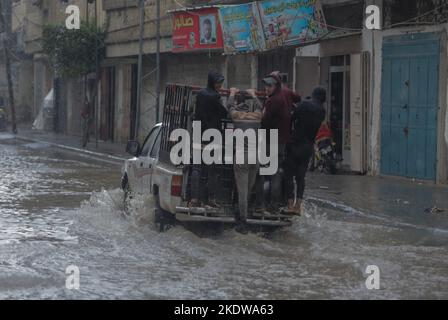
xmin=135 ymin=0 xmax=145 ymax=140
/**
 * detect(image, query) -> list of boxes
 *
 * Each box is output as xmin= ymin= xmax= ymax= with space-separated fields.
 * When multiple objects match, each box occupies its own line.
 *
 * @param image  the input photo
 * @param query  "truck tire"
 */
xmin=154 ymin=195 xmax=175 ymax=233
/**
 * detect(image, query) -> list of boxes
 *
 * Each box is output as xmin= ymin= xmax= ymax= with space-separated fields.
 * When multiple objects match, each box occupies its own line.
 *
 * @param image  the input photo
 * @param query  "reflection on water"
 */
xmin=0 ymin=134 xmax=447 ymax=299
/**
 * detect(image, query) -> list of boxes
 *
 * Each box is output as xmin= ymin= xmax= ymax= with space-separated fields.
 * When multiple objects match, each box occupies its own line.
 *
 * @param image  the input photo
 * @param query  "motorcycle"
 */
xmin=309 ymin=122 xmax=341 ymax=175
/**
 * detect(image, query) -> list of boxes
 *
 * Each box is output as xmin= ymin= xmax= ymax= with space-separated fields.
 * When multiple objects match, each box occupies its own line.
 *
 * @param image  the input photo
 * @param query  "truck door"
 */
xmin=135 ymin=126 xmax=161 ymax=193
xmin=145 ymin=127 xmax=162 ymax=193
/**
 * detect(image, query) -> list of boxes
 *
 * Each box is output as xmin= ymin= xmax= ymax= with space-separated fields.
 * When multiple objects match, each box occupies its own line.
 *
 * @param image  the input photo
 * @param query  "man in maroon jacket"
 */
xmin=259 ymin=71 xmax=301 ymax=211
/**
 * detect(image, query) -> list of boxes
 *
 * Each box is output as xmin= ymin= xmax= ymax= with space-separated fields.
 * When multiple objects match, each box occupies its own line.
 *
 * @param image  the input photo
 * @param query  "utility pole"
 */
xmin=94 ymin=0 xmax=99 ymax=149
xmin=135 ymin=0 xmax=145 ymax=140
xmin=0 ymin=0 xmax=17 ymax=134
xmin=156 ymin=0 xmax=161 ymax=123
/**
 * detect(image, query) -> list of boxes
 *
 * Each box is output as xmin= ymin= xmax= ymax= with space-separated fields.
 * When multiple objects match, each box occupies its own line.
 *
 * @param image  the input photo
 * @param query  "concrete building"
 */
xmin=6 ymin=0 xmax=448 ymax=184
xmin=20 ymin=0 xmax=105 ymax=135
xmin=366 ymin=0 xmax=447 ymax=184
xmin=0 ymin=0 xmax=34 ymax=123
xmin=295 ymin=0 xmax=448 ymax=184
xmin=100 ymin=0 xmax=363 ymax=147
xmin=99 ymin=0 xmax=448 ymax=184
xmin=101 ymin=0 xmax=260 ymax=144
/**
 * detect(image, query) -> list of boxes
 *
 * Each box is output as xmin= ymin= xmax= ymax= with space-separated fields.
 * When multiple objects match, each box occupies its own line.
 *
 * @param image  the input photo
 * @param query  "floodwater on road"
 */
xmin=0 ymin=133 xmax=447 ymax=299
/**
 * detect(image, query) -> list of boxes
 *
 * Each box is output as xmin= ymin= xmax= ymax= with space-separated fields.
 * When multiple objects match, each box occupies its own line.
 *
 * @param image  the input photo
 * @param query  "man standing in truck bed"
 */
xmin=190 ymin=70 xmax=228 ymax=208
xmin=227 ymin=87 xmax=263 ymax=225
xmin=260 ymin=71 xmax=301 ymax=211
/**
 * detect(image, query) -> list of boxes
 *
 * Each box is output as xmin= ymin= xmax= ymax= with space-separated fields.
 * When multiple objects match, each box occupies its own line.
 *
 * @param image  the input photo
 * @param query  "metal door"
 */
xmin=381 ymin=33 xmax=439 ymax=180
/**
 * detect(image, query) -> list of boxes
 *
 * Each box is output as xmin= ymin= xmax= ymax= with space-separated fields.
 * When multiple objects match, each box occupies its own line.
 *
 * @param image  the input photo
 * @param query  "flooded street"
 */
xmin=1 ymin=133 xmax=448 ymax=300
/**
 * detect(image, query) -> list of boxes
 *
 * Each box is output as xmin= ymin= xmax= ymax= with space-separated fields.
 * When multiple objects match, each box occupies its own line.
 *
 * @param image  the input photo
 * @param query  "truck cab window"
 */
xmin=141 ymin=127 xmax=160 ymax=157
xmin=150 ymin=131 xmax=162 ymax=158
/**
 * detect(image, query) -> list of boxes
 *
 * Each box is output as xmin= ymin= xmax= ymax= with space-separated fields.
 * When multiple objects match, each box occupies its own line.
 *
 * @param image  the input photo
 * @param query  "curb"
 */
xmin=15 ymin=135 xmax=127 ymax=164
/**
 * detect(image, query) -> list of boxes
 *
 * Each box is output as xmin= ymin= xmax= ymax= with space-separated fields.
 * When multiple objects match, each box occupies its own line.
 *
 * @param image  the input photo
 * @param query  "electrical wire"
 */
xmin=383 ymin=1 xmax=448 ymax=30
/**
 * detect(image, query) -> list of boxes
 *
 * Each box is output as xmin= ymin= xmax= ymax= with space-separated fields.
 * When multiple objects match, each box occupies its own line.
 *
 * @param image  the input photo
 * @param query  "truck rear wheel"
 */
xmin=154 ymin=195 xmax=175 ymax=233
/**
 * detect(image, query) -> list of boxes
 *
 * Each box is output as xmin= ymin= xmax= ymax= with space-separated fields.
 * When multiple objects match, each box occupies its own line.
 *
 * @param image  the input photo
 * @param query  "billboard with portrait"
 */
xmin=172 ymin=7 xmax=223 ymax=52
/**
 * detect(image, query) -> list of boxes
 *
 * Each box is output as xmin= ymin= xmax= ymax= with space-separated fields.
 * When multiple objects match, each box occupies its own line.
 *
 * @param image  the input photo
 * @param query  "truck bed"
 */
xmin=160 ymin=84 xmax=293 ymax=229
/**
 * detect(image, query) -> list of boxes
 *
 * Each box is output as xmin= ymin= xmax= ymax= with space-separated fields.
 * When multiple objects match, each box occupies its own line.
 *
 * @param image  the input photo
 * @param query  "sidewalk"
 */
xmin=15 ymin=125 xmax=128 ymax=163
xmin=305 ymin=171 xmax=448 ymax=231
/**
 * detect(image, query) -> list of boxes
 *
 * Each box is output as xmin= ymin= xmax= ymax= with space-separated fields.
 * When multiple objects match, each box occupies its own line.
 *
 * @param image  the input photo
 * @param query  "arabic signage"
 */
xmin=258 ymin=0 xmax=326 ymax=49
xmin=171 ymin=1 xmax=326 ymax=54
xmin=172 ymin=7 xmax=224 ymax=53
xmin=218 ymin=2 xmax=266 ymax=54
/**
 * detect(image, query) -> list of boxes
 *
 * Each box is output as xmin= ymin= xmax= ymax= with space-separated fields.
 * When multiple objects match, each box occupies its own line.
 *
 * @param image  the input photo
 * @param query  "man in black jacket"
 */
xmin=190 ymin=70 xmax=228 ymax=208
xmin=284 ymin=87 xmax=327 ymax=215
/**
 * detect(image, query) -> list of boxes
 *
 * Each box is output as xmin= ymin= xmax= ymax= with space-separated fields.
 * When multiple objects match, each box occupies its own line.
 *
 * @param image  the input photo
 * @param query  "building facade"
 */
xmin=16 ymin=0 xmax=105 ymax=135
xmin=6 ymin=0 xmax=448 ymax=184
xmin=283 ymin=0 xmax=448 ymax=183
xmin=0 ymin=0 xmax=34 ymax=123
xmin=367 ymin=0 xmax=448 ymax=183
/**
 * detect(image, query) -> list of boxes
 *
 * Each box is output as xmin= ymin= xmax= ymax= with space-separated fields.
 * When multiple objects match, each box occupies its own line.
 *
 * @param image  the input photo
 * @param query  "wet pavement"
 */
xmin=0 ymin=132 xmax=448 ymax=299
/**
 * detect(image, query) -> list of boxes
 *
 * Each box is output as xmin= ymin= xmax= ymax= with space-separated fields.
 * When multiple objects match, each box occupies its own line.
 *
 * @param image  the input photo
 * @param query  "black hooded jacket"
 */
xmin=291 ymin=87 xmax=327 ymax=144
xmin=194 ymin=71 xmax=228 ymax=133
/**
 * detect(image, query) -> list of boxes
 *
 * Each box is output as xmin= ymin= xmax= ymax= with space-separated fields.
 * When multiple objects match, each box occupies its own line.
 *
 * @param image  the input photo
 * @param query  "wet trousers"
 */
xmin=234 ymin=164 xmax=259 ymax=221
xmin=256 ymin=144 xmax=286 ymax=209
xmin=191 ymin=164 xmax=219 ymax=202
xmin=285 ymin=142 xmax=314 ymax=200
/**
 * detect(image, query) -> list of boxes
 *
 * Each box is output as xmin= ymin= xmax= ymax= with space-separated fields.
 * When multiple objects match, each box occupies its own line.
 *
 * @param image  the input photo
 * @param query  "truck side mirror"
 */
xmin=126 ymin=140 xmax=140 ymax=157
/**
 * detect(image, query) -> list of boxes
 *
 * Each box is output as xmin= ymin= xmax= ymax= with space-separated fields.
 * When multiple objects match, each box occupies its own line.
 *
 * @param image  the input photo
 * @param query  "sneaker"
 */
xmin=281 ymin=207 xmax=296 ymax=216
xmin=235 ymin=223 xmax=249 ymax=234
xmin=206 ymin=200 xmax=221 ymax=209
xmin=188 ymin=199 xmax=201 ymax=208
xmin=255 ymin=208 xmax=271 ymax=216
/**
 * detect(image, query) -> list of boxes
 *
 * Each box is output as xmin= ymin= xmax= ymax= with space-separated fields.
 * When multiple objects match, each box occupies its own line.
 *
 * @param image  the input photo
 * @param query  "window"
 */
xmin=140 ymin=127 xmax=160 ymax=157
xmin=150 ymin=131 xmax=162 ymax=158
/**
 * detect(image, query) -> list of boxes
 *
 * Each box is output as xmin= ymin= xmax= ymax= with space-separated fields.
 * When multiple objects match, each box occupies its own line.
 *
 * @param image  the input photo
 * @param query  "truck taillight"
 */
xmin=171 ymin=175 xmax=183 ymax=197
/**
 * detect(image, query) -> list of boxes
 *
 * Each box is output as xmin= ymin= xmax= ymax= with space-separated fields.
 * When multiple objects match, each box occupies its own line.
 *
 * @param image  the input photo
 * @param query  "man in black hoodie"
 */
xmin=284 ymin=87 xmax=327 ymax=215
xmin=190 ymin=70 xmax=228 ymax=208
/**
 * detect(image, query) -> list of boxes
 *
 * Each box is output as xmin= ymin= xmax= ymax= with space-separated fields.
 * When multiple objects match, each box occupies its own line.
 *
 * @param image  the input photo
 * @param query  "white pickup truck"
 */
xmin=121 ymin=123 xmax=182 ymax=229
xmin=121 ymin=84 xmax=292 ymax=232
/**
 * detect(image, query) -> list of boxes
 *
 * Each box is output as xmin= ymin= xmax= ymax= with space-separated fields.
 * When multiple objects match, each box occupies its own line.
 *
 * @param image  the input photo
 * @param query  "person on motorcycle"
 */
xmin=315 ymin=121 xmax=333 ymax=144
xmin=311 ymin=120 xmax=341 ymax=174
xmin=284 ymin=87 xmax=327 ymax=215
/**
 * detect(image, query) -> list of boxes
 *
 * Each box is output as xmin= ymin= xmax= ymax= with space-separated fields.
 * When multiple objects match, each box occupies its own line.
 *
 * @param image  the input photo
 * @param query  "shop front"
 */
xmin=295 ymin=33 xmax=370 ymax=173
